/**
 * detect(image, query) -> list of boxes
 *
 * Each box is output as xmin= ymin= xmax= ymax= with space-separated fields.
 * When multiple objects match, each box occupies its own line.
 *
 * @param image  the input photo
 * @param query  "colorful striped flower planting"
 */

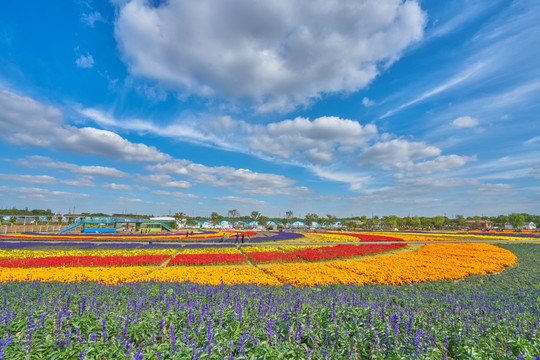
xmin=168 ymin=253 xmax=248 ymax=266
xmin=0 ymin=254 xmax=171 ymax=267
xmin=245 ymin=251 xmax=302 ymax=264
xmin=316 ymin=243 xmax=406 ymax=258
xmin=290 ymin=248 xmax=336 ymax=261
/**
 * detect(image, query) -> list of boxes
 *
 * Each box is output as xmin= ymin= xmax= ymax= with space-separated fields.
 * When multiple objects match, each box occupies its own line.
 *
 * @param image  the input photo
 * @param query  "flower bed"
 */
xmin=0 ymin=254 xmax=171 ymax=267
xmin=245 ymin=251 xmax=302 ymax=264
xmin=168 ymin=253 xmax=248 ymax=266
xmin=143 ymin=266 xmax=280 ymax=285
xmin=312 ymin=232 xmax=404 ymax=242
xmin=316 ymin=243 xmax=406 ymax=258
xmin=290 ymin=248 xmax=336 ymax=261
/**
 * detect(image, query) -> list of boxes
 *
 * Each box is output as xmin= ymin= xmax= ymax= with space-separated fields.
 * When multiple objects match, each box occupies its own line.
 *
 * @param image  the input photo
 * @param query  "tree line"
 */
xmin=1 ymin=208 xmax=537 ymax=230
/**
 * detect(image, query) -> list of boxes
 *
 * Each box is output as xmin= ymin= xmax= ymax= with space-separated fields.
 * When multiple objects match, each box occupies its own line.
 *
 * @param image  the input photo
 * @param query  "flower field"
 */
xmin=0 ymin=243 xmax=537 ymax=359
xmin=0 ymin=242 xmax=515 ymax=286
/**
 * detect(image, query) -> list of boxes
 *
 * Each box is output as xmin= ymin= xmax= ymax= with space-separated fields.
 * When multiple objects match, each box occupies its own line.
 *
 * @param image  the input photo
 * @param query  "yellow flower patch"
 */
xmin=0 ymin=266 xmax=152 ymax=284
xmin=299 ymin=233 xmax=361 ymax=243
xmin=180 ymin=247 xmax=241 ymax=254
xmin=240 ymin=246 xmax=282 ymax=253
xmin=142 ymin=266 xmax=281 ymax=285
xmin=0 ymin=248 xmax=178 ymax=259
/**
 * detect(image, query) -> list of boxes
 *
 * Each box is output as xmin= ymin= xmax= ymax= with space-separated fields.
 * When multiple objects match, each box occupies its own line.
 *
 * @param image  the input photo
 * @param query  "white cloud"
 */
xmin=250 ymin=116 xmax=378 ymax=163
xmin=357 ymin=139 xmax=441 ymax=169
xmin=381 ymin=62 xmax=486 ymax=118
xmin=451 ymin=116 xmax=479 ymax=128
xmin=404 ymin=155 xmax=477 ymax=177
xmin=0 ymin=174 xmax=56 ymax=185
xmin=117 ymin=197 xmax=142 ymax=202
xmin=104 ymin=183 xmax=133 ymax=190
xmin=81 ymin=11 xmax=104 ymax=27
xmin=10 ymin=187 xmax=89 ymax=200
xmin=81 ymin=109 xmax=379 ymax=165
xmin=114 ymin=0 xmax=425 ymax=111
xmin=362 ymin=97 xmax=375 ymax=107
xmin=151 ymin=190 xmax=198 ymax=198
xmin=0 ymin=89 xmax=170 ymax=163
xmin=162 ymin=180 xmax=191 ymax=189
xmin=60 ymin=177 xmax=96 ymax=187
xmin=20 ymin=156 xmax=127 ymax=178
xmin=76 ymin=54 xmax=95 ymax=68
xmin=138 ymin=174 xmax=192 ymax=189
xmin=58 ymin=127 xmax=170 ymax=162
xmin=147 ymin=159 xmax=307 ymax=196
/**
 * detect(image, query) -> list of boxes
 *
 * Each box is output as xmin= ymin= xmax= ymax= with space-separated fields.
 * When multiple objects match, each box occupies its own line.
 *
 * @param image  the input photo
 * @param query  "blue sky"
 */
xmin=0 ymin=0 xmax=539 ymax=218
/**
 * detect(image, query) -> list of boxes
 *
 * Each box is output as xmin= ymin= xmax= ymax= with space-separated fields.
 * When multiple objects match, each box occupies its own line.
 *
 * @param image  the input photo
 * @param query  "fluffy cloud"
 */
xmin=0 ymin=89 xmax=169 ymax=162
xmin=451 ymin=116 xmax=479 ymax=128
xmin=60 ymin=177 xmax=96 ymax=187
xmin=8 ymin=187 xmax=89 ymax=200
xmin=151 ymin=190 xmax=199 ymax=198
xmin=250 ymin=116 xmax=377 ymax=162
xmin=147 ymin=159 xmax=308 ymax=196
xmin=356 ymin=139 xmax=441 ymax=169
xmin=138 ymin=174 xmax=192 ymax=189
xmin=114 ymin=0 xmax=425 ymax=110
xmin=104 ymin=183 xmax=133 ymax=190
xmin=81 ymin=12 xmax=104 ymax=27
xmin=0 ymin=174 xmax=56 ymax=185
xmin=75 ymin=54 xmax=95 ymax=68
xmin=20 ymin=156 xmax=127 ymax=179
xmin=403 ymin=155 xmax=477 ymax=177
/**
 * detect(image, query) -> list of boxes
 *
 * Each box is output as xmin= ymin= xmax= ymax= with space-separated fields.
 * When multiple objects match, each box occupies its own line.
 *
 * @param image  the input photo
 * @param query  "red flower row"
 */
xmin=168 ymin=253 xmax=248 ymax=266
xmin=246 ymin=251 xmax=301 ymax=264
xmin=0 ymin=255 xmax=171 ymax=268
xmin=317 ymin=243 xmax=406 ymax=257
xmin=325 ymin=232 xmax=404 ymax=242
xmin=291 ymin=249 xmax=336 ymax=261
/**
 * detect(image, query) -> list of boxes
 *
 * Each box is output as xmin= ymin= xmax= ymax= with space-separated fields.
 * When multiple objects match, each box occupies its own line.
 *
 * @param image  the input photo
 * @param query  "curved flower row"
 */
xmin=0 ymin=248 xmax=179 ymax=259
xmin=168 ymin=253 xmax=248 ymax=266
xmin=141 ymin=266 xmax=281 ymax=285
xmin=0 ymin=231 xmax=227 ymax=241
xmin=244 ymin=251 xmax=302 ymax=264
xmin=372 ymin=231 xmax=539 ymax=241
xmin=304 ymin=233 xmax=404 ymax=243
xmin=180 ymin=247 xmax=241 ymax=254
xmin=0 ymin=254 xmax=171 ymax=267
xmin=324 ymin=232 xmax=404 ymax=242
xmin=0 ymin=244 xmax=516 ymax=286
xmin=0 ymin=266 xmax=152 ymax=284
xmin=263 ymin=243 xmax=516 ymax=286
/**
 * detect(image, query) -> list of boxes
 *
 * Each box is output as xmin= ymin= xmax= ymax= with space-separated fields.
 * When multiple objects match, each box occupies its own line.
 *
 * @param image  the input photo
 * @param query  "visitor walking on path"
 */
xmin=241 ymin=233 xmax=245 ymax=243
xmin=235 ymin=233 xmax=239 ymax=243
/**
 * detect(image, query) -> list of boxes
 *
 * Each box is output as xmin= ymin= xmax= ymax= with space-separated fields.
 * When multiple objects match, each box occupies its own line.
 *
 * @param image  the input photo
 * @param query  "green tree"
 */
xmin=433 ymin=216 xmax=447 ymax=229
xmin=250 ymin=211 xmax=261 ymax=222
xmin=508 ymin=213 xmax=525 ymax=230
xmin=210 ymin=212 xmax=220 ymax=226
xmin=326 ymin=214 xmax=338 ymax=227
xmin=285 ymin=211 xmax=293 ymax=220
xmin=304 ymin=213 xmax=319 ymax=227
xmin=382 ymin=215 xmax=398 ymax=229
xmin=227 ymin=209 xmax=239 ymax=219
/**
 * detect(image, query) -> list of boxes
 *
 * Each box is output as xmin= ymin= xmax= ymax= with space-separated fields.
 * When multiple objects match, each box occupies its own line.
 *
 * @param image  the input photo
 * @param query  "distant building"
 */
xmin=466 ymin=220 xmax=491 ymax=230
xmin=523 ymin=222 xmax=536 ymax=230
